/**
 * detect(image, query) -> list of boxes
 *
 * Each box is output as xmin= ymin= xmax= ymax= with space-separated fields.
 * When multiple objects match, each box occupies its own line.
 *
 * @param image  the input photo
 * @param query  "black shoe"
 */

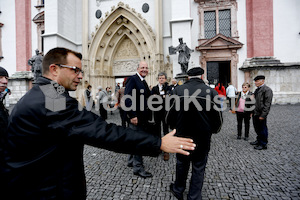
xmin=250 ymin=140 xmax=259 ymax=145
xmin=127 ymin=163 xmax=133 ymax=167
xmin=254 ymin=145 xmax=267 ymax=150
xmin=133 ymin=170 xmax=153 ymax=178
xmin=244 ymin=137 xmax=249 ymax=141
xmin=237 ymin=136 xmax=241 ymax=140
xmin=169 ymin=183 xmax=183 ymax=200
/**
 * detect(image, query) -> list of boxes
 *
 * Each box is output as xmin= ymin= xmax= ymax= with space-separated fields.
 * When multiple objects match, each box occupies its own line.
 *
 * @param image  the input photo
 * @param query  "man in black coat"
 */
xmin=250 ymin=75 xmax=273 ymax=150
xmin=166 ymin=67 xmax=223 ymax=200
xmin=125 ymin=61 xmax=157 ymax=178
xmin=151 ymin=72 xmax=170 ymax=161
xmin=0 ymin=48 xmax=196 ymax=199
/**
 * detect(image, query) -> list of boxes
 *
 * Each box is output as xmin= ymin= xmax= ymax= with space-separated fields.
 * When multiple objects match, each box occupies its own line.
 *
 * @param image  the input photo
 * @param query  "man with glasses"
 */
xmin=1 ymin=47 xmax=196 ymax=199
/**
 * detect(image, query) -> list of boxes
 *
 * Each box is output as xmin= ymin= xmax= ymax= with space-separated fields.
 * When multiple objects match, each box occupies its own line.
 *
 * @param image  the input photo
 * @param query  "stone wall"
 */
xmin=250 ymin=68 xmax=300 ymax=104
xmin=6 ymin=78 xmax=32 ymax=105
xmin=6 ymin=71 xmax=33 ymax=105
xmin=241 ymin=57 xmax=300 ymax=104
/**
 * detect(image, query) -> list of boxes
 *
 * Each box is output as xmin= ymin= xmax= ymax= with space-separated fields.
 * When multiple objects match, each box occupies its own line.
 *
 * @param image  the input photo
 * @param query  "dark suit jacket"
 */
xmin=125 ymin=74 xmax=151 ymax=126
xmin=151 ymin=83 xmax=169 ymax=109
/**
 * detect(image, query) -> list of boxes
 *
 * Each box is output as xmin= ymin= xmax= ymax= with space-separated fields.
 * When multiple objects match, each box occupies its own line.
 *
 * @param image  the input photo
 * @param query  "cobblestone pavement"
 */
xmin=85 ymin=105 xmax=300 ymax=200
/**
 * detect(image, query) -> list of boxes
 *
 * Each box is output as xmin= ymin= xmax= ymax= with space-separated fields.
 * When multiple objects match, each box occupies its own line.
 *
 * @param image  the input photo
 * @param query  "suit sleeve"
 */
xmin=47 ymin=97 xmax=161 ymax=157
xmin=124 ymin=77 xmax=137 ymax=119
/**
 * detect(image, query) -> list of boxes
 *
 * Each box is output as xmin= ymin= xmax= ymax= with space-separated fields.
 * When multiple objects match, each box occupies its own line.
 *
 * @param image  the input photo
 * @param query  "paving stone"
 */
xmin=83 ymin=105 xmax=300 ymax=199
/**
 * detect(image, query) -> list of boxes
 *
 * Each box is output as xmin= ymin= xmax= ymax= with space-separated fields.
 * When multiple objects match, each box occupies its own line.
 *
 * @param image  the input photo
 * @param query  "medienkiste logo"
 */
xmin=39 ymin=81 xmax=66 ymax=112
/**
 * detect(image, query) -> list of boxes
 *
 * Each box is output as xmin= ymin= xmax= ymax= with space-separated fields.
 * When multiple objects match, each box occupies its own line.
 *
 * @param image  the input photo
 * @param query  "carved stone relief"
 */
xmin=114 ymin=38 xmax=139 ymax=60
xmin=113 ymin=60 xmax=140 ymax=76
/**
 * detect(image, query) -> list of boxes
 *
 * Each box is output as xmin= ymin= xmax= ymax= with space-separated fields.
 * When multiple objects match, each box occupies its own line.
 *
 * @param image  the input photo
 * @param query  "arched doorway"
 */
xmin=84 ymin=2 xmax=160 ymax=95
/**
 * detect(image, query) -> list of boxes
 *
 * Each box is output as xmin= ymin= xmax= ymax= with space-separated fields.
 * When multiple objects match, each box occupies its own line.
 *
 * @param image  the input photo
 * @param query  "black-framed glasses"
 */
xmin=56 ymin=64 xmax=84 ymax=75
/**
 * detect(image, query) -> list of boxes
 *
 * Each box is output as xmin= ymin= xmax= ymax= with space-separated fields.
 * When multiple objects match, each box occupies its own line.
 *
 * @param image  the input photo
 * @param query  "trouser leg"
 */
xmin=253 ymin=116 xmax=268 ymax=146
xmin=187 ymin=155 xmax=208 ymax=200
xmin=100 ymin=103 xmax=107 ymax=120
xmin=162 ymin=111 xmax=169 ymax=135
xmin=154 ymin=111 xmax=162 ymax=137
xmin=259 ymin=119 xmax=268 ymax=146
xmin=129 ymin=124 xmax=145 ymax=173
xmin=244 ymin=113 xmax=251 ymax=138
xmin=236 ymin=112 xmax=243 ymax=136
xmin=173 ymin=155 xmax=190 ymax=196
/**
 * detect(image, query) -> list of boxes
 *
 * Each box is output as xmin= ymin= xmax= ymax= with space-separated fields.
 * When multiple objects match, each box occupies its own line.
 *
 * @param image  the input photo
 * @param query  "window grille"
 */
xmin=219 ymin=9 xmax=231 ymax=37
xmin=204 ymin=11 xmax=216 ymax=39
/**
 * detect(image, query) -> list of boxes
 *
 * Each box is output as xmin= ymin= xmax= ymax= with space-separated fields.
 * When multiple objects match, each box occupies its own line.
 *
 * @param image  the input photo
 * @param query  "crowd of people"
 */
xmin=0 ymin=47 xmax=273 ymax=200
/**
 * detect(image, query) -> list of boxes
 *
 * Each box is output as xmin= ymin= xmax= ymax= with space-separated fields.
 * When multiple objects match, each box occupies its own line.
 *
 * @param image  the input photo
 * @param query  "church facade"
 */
xmin=0 ymin=0 xmax=299 ymax=104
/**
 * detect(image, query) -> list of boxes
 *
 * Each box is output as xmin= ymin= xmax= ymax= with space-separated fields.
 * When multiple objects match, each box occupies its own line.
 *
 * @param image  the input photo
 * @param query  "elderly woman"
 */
xmin=233 ymin=82 xmax=254 ymax=140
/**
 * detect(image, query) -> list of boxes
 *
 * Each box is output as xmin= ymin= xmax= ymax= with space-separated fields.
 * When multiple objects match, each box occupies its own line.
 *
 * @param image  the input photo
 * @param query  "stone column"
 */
xmin=15 ymin=0 xmax=32 ymax=71
xmin=154 ymin=0 xmax=164 ymax=84
xmin=82 ymin=0 xmax=89 ymax=80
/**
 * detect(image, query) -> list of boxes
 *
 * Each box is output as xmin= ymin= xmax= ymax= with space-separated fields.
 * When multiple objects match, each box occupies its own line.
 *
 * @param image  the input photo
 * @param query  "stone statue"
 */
xmin=169 ymin=38 xmax=194 ymax=75
xmin=28 ymin=49 xmax=43 ymax=82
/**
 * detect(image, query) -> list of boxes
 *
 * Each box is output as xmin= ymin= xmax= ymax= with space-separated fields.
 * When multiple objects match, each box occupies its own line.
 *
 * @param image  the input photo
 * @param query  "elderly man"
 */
xmin=167 ymin=67 xmax=223 ymax=200
xmin=1 ymin=48 xmax=195 ymax=199
xmin=250 ymin=75 xmax=273 ymax=150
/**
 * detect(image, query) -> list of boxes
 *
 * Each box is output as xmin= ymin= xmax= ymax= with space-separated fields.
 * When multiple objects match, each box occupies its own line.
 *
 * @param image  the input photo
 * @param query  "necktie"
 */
xmin=142 ymin=80 xmax=150 ymax=96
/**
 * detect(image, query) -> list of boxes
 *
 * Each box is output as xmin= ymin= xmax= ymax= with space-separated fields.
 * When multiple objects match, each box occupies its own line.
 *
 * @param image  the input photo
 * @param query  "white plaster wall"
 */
xmin=162 ymin=0 xmax=172 ymax=38
xmin=43 ymin=36 xmax=57 ymax=55
xmin=43 ymin=0 xmax=57 ymax=53
xmin=30 ymin=0 xmax=44 ymax=56
xmin=190 ymin=0 xmax=201 ymax=70
xmin=76 ymin=0 xmax=82 ymax=51
xmin=169 ymin=0 xmax=193 ymax=76
xmin=0 ymin=0 xmax=17 ymax=76
xmin=273 ymin=0 xmax=300 ymax=63
xmin=162 ymin=0 xmax=172 ymax=68
xmin=43 ymin=0 xmax=82 ymax=54
xmin=58 ymin=0 xmax=77 ymax=43
xmin=44 ymin=0 xmax=58 ymax=33
xmin=88 ymin=0 xmax=155 ymax=41
xmin=236 ymin=0 xmax=248 ymax=91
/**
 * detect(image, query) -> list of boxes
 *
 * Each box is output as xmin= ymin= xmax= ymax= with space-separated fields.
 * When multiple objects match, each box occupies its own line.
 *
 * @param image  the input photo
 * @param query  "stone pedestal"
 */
xmin=7 ymin=71 xmax=33 ymax=104
xmin=175 ymin=74 xmax=188 ymax=85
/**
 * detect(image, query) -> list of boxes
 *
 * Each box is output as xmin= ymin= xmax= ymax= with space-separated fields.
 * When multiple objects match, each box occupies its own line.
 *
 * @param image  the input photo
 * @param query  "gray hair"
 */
xmin=158 ymin=72 xmax=167 ymax=79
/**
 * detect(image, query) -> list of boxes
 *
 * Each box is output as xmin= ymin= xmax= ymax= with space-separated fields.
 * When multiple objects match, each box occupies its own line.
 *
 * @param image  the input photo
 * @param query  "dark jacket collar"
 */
xmin=35 ymin=76 xmax=55 ymax=85
xmin=186 ymin=78 xmax=205 ymax=84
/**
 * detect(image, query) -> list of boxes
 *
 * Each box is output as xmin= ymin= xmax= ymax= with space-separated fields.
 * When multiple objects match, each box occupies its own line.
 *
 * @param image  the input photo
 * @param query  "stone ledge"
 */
xmin=240 ymin=57 xmax=300 ymax=70
xmin=9 ymin=71 xmax=34 ymax=80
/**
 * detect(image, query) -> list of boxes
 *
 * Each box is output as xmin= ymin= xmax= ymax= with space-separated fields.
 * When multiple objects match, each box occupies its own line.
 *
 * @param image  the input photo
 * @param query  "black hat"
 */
xmin=187 ymin=67 xmax=204 ymax=76
xmin=254 ymin=75 xmax=265 ymax=81
xmin=0 ymin=66 xmax=8 ymax=77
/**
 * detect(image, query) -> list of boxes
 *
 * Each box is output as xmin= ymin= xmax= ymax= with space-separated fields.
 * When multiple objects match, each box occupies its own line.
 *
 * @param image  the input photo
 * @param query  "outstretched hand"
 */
xmin=160 ymin=129 xmax=196 ymax=156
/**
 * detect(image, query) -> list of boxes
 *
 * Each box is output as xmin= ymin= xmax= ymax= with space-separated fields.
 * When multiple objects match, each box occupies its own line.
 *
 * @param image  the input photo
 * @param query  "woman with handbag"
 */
xmin=233 ymin=82 xmax=255 ymax=140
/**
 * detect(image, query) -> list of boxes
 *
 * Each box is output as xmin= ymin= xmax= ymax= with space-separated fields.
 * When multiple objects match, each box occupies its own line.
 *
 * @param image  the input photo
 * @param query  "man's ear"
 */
xmin=49 ymin=64 xmax=59 ymax=76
